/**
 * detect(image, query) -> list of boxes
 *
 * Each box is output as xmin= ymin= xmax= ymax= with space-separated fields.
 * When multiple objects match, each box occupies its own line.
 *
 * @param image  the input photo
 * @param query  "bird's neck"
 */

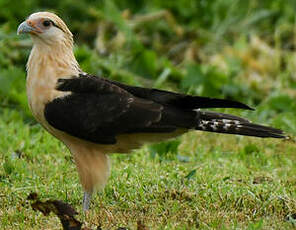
xmin=25 ymin=40 xmax=81 ymax=131
xmin=27 ymin=40 xmax=80 ymax=78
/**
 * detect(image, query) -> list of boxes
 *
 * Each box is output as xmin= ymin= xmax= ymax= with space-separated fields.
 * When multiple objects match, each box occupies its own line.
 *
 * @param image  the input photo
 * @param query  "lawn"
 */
xmin=1 ymin=109 xmax=296 ymax=229
xmin=0 ymin=0 xmax=296 ymax=229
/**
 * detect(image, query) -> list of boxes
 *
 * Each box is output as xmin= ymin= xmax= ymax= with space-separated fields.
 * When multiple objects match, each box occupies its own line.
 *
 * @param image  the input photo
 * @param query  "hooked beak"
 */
xmin=17 ymin=21 xmax=42 ymax=35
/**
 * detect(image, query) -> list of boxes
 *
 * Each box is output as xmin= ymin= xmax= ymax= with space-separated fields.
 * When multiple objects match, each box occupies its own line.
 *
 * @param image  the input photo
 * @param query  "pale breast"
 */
xmin=26 ymin=45 xmax=79 ymax=124
xmin=26 ymin=67 xmax=69 ymax=125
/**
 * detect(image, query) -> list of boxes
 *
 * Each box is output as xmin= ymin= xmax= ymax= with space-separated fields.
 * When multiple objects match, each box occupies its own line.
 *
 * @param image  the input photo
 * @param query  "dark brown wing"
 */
xmin=95 ymin=74 xmax=253 ymax=110
xmin=44 ymin=76 xmax=177 ymax=144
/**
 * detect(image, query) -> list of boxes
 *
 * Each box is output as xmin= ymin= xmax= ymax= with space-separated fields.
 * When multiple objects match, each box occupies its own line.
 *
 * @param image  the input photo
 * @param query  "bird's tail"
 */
xmin=195 ymin=110 xmax=285 ymax=138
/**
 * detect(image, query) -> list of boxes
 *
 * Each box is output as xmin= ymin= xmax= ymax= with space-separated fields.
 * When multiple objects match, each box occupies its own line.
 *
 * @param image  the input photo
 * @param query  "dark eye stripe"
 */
xmin=49 ymin=19 xmax=65 ymax=32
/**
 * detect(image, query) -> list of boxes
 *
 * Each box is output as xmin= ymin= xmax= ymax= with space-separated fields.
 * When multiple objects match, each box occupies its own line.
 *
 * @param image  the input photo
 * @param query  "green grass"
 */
xmin=1 ymin=109 xmax=296 ymax=229
xmin=0 ymin=0 xmax=296 ymax=229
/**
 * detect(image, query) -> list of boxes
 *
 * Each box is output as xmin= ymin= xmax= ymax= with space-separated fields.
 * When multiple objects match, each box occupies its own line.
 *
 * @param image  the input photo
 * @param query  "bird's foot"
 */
xmin=83 ymin=191 xmax=92 ymax=211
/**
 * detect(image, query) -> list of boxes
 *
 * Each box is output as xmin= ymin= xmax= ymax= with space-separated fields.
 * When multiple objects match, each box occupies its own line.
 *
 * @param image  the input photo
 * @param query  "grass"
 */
xmin=1 ymin=109 xmax=296 ymax=229
xmin=1 ymin=0 xmax=296 ymax=229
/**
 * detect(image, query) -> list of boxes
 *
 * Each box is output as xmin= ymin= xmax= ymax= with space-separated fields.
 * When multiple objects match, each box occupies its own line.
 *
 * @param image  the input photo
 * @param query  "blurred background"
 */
xmin=0 ymin=0 xmax=295 ymax=134
xmin=1 ymin=1 xmax=296 ymax=228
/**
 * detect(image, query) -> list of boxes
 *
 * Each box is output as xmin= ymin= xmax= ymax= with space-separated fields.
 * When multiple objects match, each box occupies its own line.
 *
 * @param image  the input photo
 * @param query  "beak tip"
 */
xmin=17 ymin=22 xmax=25 ymax=35
xmin=17 ymin=21 xmax=35 ymax=35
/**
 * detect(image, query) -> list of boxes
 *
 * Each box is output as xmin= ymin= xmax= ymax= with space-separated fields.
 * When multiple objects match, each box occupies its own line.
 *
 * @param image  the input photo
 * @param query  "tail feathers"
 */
xmin=196 ymin=111 xmax=285 ymax=138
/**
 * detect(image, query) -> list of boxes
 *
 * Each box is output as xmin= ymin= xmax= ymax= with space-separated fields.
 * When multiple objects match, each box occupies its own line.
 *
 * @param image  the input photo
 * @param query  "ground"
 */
xmin=1 ymin=109 xmax=296 ymax=229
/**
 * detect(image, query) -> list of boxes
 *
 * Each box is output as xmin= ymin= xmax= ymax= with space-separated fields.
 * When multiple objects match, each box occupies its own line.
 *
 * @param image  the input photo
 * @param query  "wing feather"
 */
xmin=45 ymin=76 xmax=166 ymax=144
xmin=96 ymin=74 xmax=253 ymax=110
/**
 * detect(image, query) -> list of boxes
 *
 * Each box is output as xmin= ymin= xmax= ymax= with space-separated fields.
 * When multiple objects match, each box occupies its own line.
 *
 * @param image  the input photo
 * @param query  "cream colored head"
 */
xmin=18 ymin=12 xmax=80 ymax=75
xmin=18 ymin=12 xmax=73 ymax=47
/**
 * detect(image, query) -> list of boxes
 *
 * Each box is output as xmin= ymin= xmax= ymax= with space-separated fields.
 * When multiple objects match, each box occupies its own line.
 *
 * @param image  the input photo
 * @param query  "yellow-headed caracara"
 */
xmin=17 ymin=12 xmax=285 ymax=211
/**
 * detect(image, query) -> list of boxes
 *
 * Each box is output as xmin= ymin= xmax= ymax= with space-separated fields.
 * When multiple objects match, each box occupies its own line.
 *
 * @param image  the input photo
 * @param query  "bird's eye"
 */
xmin=43 ymin=20 xmax=51 ymax=27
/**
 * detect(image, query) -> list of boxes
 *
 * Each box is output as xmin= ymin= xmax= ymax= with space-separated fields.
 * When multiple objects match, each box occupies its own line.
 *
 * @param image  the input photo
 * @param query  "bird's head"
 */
xmin=18 ymin=12 xmax=79 ymax=74
xmin=17 ymin=12 xmax=73 ymax=47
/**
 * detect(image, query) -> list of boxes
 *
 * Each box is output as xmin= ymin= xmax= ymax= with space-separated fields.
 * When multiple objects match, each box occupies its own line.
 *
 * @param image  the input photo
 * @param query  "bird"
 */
xmin=17 ymin=12 xmax=285 ymax=211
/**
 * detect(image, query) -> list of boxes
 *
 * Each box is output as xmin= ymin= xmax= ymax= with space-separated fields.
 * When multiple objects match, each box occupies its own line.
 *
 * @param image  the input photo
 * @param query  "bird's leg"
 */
xmin=72 ymin=150 xmax=110 ymax=211
xmin=83 ymin=191 xmax=93 ymax=211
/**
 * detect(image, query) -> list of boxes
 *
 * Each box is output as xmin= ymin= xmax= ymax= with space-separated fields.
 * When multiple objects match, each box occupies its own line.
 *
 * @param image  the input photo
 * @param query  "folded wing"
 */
xmin=45 ymin=76 xmax=168 ymax=144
